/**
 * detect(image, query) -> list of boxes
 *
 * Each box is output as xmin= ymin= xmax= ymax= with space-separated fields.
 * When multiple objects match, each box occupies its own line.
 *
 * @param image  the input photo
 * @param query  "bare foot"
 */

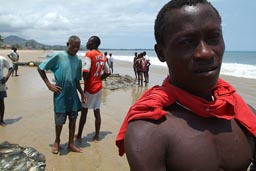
xmin=0 ymin=121 xmax=6 ymax=127
xmin=74 ymin=134 xmax=82 ymax=140
xmin=93 ymin=135 xmax=100 ymax=142
xmin=51 ymin=142 xmax=59 ymax=154
xmin=68 ymin=144 xmax=83 ymax=153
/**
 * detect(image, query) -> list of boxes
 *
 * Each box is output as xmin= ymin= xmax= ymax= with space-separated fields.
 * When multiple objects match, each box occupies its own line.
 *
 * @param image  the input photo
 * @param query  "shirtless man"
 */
xmin=116 ymin=0 xmax=256 ymax=170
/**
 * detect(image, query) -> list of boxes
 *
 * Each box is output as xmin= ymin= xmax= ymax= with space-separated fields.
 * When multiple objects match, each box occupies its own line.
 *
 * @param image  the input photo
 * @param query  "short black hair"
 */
xmin=90 ymin=36 xmax=101 ymax=47
xmin=67 ymin=35 xmax=80 ymax=46
xmin=68 ymin=35 xmax=80 ymax=42
xmin=154 ymin=0 xmax=221 ymax=46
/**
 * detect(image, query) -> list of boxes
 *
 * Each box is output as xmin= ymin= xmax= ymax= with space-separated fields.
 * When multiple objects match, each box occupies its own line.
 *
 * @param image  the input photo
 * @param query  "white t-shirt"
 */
xmin=8 ymin=50 xmax=19 ymax=62
xmin=0 ymin=56 xmax=11 ymax=91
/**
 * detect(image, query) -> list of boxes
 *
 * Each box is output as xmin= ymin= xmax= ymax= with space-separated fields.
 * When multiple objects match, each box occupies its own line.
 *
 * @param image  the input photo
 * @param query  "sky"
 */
xmin=0 ymin=0 xmax=255 ymax=51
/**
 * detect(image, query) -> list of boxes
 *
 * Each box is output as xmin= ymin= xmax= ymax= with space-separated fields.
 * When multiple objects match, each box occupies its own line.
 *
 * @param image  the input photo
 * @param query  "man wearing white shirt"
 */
xmin=0 ymin=55 xmax=13 ymax=126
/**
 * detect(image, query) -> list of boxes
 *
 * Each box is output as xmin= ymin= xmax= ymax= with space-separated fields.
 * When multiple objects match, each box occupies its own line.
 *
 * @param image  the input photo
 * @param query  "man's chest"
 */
xmin=164 ymin=112 xmax=254 ymax=171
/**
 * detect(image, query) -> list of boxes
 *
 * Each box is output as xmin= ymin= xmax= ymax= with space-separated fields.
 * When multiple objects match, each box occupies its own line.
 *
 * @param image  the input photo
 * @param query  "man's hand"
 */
xmin=81 ymin=93 xmax=87 ymax=104
xmin=47 ymin=83 xmax=62 ymax=94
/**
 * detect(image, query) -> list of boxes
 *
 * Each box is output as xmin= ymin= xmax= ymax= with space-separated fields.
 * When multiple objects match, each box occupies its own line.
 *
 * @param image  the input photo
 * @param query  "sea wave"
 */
xmin=78 ymin=53 xmax=256 ymax=80
xmin=221 ymin=63 xmax=256 ymax=79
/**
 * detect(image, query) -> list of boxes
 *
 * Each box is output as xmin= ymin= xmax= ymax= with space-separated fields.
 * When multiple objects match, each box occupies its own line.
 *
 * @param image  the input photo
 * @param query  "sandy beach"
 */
xmin=0 ymin=50 xmax=256 ymax=171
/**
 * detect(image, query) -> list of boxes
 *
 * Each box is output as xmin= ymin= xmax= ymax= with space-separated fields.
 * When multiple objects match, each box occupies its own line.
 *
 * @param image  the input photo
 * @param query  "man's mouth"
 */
xmin=194 ymin=66 xmax=218 ymax=74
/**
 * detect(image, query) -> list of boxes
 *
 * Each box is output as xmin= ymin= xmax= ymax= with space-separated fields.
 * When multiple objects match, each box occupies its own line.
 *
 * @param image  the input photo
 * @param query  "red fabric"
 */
xmin=83 ymin=50 xmax=107 ymax=94
xmin=116 ymin=76 xmax=256 ymax=156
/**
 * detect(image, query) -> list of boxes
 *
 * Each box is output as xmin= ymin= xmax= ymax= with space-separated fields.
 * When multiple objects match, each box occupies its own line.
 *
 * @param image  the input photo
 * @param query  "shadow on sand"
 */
xmin=49 ymin=130 xmax=112 ymax=156
xmin=4 ymin=117 xmax=22 ymax=125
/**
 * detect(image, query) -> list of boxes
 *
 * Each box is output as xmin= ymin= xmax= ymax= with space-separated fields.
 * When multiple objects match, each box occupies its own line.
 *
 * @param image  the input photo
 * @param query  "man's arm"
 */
xmin=124 ymin=120 xmax=167 ymax=171
xmin=37 ymin=67 xmax=61 ymax=93
xmin=1 ymin=67 xmax=13 ymax=84
xmin=100 ymin=61 xmax=111 ymax=80
xmin=16 ymin=53 xmax=19 ymax=61
xmin=100 ymin=72 xmax=111 ymax=80
xmin=82 ymin=72 xmax=89 ymax=81
xmin=76 ymin=80 xmax=86 ymax=103
xmin=7 ymin=54 xmax=15 ymax=62
xmin=248 ymin=105 xmax=256 ymax=168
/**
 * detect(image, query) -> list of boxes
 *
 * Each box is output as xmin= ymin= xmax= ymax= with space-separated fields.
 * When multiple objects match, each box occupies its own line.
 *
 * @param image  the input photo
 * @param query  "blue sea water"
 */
xmin=78 ymin=50 xmax=256 ymax=80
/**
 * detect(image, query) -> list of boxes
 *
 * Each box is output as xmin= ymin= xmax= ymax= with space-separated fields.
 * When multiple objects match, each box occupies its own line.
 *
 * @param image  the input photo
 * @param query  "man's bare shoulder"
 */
xmin=124 ymin=116 xmax=173 ymax=171
xmin=124 ymin=104 xmax=188 ymax=144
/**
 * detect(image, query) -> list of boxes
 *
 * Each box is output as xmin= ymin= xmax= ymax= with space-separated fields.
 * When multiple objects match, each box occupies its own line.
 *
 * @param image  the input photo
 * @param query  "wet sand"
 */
xmin=0 ymin=50 xmax=256 ymax=171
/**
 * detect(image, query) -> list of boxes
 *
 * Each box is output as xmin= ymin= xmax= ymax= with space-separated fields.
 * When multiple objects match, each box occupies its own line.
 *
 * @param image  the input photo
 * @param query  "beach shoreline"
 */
xmin=0 ymin=50 xmax=255 ymax=171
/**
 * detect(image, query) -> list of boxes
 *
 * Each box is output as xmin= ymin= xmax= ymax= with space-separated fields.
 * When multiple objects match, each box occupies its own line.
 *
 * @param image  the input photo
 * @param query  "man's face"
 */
xmin=67 ymin=40 xmax=80 ymax=56
xmin=156 ymin=3 xmax=225 ymax=95
xmin=86 ymin=37 xmax=95 ymax=50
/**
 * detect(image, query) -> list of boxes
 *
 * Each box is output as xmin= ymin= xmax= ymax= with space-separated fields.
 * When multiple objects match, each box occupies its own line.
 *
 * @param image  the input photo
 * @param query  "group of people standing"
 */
xmin=38 ymin=35 xmax=111 ymax=154
xmin=133 ymin=51 xmax=150 ymax=86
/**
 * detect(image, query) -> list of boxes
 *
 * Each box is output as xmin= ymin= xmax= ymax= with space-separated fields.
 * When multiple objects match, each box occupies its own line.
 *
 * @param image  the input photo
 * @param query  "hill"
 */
xmin=3 ymin=35 xmax=66 ymax=50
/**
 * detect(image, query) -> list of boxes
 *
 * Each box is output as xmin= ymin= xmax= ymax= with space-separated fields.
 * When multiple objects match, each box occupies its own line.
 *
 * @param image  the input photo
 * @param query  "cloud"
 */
xmin=1 ymin=0 xmax=254 ymax=50
xmin=0 ymin=0 xmax=165 ymax=48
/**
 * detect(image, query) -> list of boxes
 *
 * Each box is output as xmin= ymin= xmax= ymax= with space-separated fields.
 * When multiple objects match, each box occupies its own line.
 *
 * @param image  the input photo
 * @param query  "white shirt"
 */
xmin=0 ymin=56 xmax=11 ymax=91
xmin=8 ymin=50 xmax=19 ymax=62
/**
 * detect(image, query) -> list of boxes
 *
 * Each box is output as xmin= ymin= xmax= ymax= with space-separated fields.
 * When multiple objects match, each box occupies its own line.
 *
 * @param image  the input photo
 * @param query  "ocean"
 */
xmin=80 ymin=49 xmax=256 ymax=80
xmin=76 ymin=49 xmax=256 ymax=80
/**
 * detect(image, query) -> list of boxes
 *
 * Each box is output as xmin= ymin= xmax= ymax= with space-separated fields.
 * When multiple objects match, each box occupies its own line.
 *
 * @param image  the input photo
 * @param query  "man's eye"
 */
xmin=206 ymin=32 xmax=222 ymax=45
xmin=177 ymin=38 xmax=196 ymax=47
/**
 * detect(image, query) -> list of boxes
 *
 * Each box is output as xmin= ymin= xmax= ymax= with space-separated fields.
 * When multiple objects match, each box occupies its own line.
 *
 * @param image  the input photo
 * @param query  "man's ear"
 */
xmin=154 ymin=44 xmax=165 ymax=62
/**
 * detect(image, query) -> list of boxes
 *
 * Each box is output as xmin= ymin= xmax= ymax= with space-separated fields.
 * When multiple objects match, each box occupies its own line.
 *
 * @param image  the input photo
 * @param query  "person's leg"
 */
xmin=0 ymin=98 xmax=6 ymax=127
xmin=133 ymin=66 xmax=137 ymax=81
xmin=145 ymin=70 xmax=149 ymax=83
xmin=11 ymin=66 xmax=14 ymax=77
xmin=52 ymin=124 xmax=62 ymax=154
xmin=52 ymin=112 xmax=67 ymax=154
xmin=143 ymin=71 xmax=147 ymax=83
xmin=68 ymin=115 xmax=82 ymax=153
xmin=14 ymin=64 xmax=18 ymax=76
xmin=138 ymin=72 xmax=143 ymax=86
xmin=137 ymin=72 xmax=141 ymax=86
xmin=76 ymin=108 xmax=88 ymax=139
xmin=147 ymin=70 xmax=149 ymax=83
xmin=93 ymin=109 xmax=101 ymax=141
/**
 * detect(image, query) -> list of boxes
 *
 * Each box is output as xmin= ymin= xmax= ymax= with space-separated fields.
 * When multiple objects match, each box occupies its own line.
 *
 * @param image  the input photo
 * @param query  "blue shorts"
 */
xmin=54 ymin=112 xmax=78 ymax=125
xmin=0 ymin=91 xmax=7 ymax=99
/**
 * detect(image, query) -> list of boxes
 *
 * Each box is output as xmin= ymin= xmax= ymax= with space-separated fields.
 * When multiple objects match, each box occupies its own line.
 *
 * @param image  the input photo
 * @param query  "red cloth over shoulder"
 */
xmin=116 ymin=76 xmax=256 ymax=156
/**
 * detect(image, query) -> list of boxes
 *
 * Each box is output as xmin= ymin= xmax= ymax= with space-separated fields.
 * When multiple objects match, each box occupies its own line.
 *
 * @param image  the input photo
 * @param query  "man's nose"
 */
xmin=193 ymin=40 xmax=214 ymax=60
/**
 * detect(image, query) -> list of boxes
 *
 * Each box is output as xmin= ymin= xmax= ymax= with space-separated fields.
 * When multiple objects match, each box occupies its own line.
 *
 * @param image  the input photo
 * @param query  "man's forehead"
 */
xmin=165 ymin=3 xmax=218 ymax=23
xmin=69 ymin=39 xmax=80 ymax=43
